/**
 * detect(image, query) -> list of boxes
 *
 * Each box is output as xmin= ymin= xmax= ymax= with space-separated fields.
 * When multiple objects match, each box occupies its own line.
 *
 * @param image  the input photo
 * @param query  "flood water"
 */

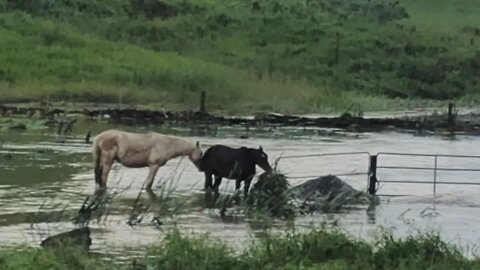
xmin=1 ymin=118 xmax=480 ymax=257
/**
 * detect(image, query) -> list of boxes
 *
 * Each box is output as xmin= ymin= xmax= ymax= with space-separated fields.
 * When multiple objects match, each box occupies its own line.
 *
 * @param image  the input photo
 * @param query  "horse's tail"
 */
xmin=92 ymin=138 xmax=102 ymax=185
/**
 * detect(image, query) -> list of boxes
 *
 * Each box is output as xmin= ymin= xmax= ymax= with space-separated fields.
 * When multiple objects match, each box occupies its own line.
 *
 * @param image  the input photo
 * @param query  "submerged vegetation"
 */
xmin=1 ymin=227 xmax=480 ymax=270
xmin=0 ymin=0 xmax=479 ymax=113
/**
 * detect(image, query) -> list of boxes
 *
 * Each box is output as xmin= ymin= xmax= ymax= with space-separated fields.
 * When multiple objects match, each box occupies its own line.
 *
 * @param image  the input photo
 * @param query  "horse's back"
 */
xmin=95 ymin=129 xmax=192 ymax=153
xmin=94 ymin=129 xmax=155 ymax=151
xmin=95 ymin=129 xmax=120 ymax=139
xmin=202 ymin=144 xmax=254 ymax=178
xmin=94 ymin=129 xmax=121 ymax=149
xmin=203 ymin=144 xmax=242 ymax=161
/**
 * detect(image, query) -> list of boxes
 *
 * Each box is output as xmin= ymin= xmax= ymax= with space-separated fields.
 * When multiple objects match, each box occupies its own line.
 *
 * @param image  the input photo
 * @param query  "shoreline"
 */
xmin=1 ymin=226 xmax=479 ymax=269
xmin=1 ymin=102 xmax=479 ymax=136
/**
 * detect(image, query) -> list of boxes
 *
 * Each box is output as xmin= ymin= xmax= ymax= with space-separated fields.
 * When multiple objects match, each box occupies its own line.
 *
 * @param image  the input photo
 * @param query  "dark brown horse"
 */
xmin=199 ymin=144 xmax=272 ymax=196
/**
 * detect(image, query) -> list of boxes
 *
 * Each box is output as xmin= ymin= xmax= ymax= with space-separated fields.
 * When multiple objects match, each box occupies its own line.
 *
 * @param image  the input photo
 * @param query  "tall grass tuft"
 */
xmin=3 ymin=227 xmax=479 ymax=270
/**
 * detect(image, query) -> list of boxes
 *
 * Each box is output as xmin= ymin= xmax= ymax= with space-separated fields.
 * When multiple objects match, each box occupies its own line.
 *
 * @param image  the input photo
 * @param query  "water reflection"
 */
xmin=187 ymin=190 xmax=221 ymax=210
xmin=366 ymin=203 xmax=377 ymax=224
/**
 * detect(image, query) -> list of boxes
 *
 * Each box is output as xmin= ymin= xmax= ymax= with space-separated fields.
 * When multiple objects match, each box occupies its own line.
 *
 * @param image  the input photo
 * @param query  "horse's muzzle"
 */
xmin=261 ymin=164 xmax=273 ymax=174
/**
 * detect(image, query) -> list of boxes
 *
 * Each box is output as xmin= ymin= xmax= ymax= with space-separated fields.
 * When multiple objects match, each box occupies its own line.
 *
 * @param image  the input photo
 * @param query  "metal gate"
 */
xmin=276 ymin=151 xmax=480 ymax=196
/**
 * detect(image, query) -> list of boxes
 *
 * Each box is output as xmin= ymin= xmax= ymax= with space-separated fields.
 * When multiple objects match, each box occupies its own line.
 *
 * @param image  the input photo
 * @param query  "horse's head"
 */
xmin=189 ymin=141 xmax=203 ymax=170
xmin=252 ymin=146 xmax=272 ymax=172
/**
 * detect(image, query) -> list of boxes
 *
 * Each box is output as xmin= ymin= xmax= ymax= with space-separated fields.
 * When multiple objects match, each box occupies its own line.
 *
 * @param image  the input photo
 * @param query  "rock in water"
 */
xmin=246 ymin=173 xmax=375 ymax=216
xmin=8 ymin=123 xmax=27 ymax=130
xmin=291 ymin=175 xmax=373 ymax=212
xmin=41 ymin=227 xmax=92 ymax=252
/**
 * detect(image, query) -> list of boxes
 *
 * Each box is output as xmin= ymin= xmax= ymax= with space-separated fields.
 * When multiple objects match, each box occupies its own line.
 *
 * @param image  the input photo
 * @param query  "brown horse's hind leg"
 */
xmin=145 ymin=164 xmax=161 ymax=190
xmin=94 ymin=147 xmax=102 ymax=185
xmin=94 ymin=163 xmax=103 ymax=186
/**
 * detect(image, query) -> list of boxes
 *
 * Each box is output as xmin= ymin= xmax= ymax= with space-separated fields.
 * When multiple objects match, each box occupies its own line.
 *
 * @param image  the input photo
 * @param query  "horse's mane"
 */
xmin=151 ymin=132 xmax=197 ymax=158
xmin=152 ymin=132 xmax=194 ymax=144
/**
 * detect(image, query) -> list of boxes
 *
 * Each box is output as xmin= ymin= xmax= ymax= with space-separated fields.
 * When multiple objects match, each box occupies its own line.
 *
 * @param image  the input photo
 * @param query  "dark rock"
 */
xmin=130 ymin=259 xmax=147 ymax=270
xmin=41 ymin=227 xmax=92 ymax=252
xmin=248 ymin=173 xmax=377 ymax=215
xmin=8 ymin=123 xmax=27 ymax=130
xmin=291 ymin=175 xmax=374 ymax=212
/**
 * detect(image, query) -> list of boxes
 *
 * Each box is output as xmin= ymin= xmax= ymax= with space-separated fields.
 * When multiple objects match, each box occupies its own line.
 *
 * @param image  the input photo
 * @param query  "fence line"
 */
xmin=276 ymin=151 xmax=370 ymax=182
xmin=276 ymin=151 xmax=480 ymax=196
xmin=277 ymin=151 xmax=371 ymax=160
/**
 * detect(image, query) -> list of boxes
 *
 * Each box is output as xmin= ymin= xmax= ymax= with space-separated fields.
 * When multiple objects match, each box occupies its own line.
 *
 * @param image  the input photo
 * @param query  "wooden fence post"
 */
xmin=447 ymin=102 xmax=455 ymax=127
xmin=200 ymin=91 xmax=207 ymax=113
xmin=368 ymin=155 xmax=378 ymax=195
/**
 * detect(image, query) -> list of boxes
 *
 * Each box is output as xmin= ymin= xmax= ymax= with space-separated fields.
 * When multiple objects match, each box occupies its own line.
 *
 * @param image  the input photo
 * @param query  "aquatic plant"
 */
xmin=244 ymin=171 xmax=296 ymax=219
xmin=0 ymin=117 xmax=48 ymax=131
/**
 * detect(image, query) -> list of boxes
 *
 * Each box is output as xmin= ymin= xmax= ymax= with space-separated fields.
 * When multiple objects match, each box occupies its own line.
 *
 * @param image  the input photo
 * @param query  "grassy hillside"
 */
xmin=0 ymin=0 xmax=479 ymax=113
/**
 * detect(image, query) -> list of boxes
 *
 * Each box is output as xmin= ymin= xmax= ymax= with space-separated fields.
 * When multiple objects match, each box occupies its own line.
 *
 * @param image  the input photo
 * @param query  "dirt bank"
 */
xmin=1 ymin=103 xmax=479 ymax=135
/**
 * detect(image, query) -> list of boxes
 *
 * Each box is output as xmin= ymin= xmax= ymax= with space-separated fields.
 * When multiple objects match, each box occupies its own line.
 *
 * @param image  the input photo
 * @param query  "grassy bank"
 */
xmin=0 ymin=0 xmax=480 ymax=113
xmin=1 ymin=227 xmax=479 ymax=270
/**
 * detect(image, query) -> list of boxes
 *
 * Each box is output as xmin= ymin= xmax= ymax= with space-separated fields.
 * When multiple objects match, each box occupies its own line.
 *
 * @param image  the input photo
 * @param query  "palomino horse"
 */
xmin=92 ymin=129 xmax=203 ymax=190
xmin=200 ymin=144 xmax=272 ymax=196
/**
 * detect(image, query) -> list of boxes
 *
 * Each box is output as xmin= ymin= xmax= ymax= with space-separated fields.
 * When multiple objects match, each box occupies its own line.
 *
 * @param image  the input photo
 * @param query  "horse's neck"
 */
xmin=233 ymin=148 xmax=254 ymax=164
xmin=239 ymin=148 xmax=254 ymax=159
xmin=174 ymin=143 xmax=195 ymax=157
xmin=156 ymin=135 xmax=194 ymax=159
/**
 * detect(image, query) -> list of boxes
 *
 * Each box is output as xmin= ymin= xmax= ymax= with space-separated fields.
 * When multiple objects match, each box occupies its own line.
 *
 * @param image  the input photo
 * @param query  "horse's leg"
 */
xmin=235 ymin=179 xmax=241 ymax=192
xmin=94 ymin=165 xmax=102 ymax=186
xmin=145 ymin=164 xmax=161 ymax=190
xmin=213 ymin=176 xmax=222 ymax=191
xmin=94 ymin=147 xmax=102 ymax=186
xmin=100 ymin=154 xmax=114 ymax=188
xmin=204 ymin=172 xmax=213 ymax=190
xmin=243 ymin=176 xmax=253 ymax=197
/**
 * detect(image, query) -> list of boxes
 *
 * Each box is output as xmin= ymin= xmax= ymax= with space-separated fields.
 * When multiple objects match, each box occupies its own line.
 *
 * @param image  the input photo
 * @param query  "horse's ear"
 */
xmin=196 ymin=141 xmax=200 ymax=148
xmin=259 ymin=145 xmax=263 ymax=151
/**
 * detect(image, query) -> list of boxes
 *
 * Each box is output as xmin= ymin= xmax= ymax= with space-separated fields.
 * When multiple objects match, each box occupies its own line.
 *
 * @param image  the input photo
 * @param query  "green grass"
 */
xmin=0 ymin=0 xmax=479 ymax=114
xmin=0 ymin=245 xmax=111 ymax=270
xmin=1 ymin=227 xmax=480 ymax=270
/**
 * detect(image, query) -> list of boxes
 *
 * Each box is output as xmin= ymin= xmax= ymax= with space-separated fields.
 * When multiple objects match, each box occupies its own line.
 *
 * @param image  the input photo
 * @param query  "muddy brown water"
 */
xmin=1 ymin=119 xmax=480 ymax=257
